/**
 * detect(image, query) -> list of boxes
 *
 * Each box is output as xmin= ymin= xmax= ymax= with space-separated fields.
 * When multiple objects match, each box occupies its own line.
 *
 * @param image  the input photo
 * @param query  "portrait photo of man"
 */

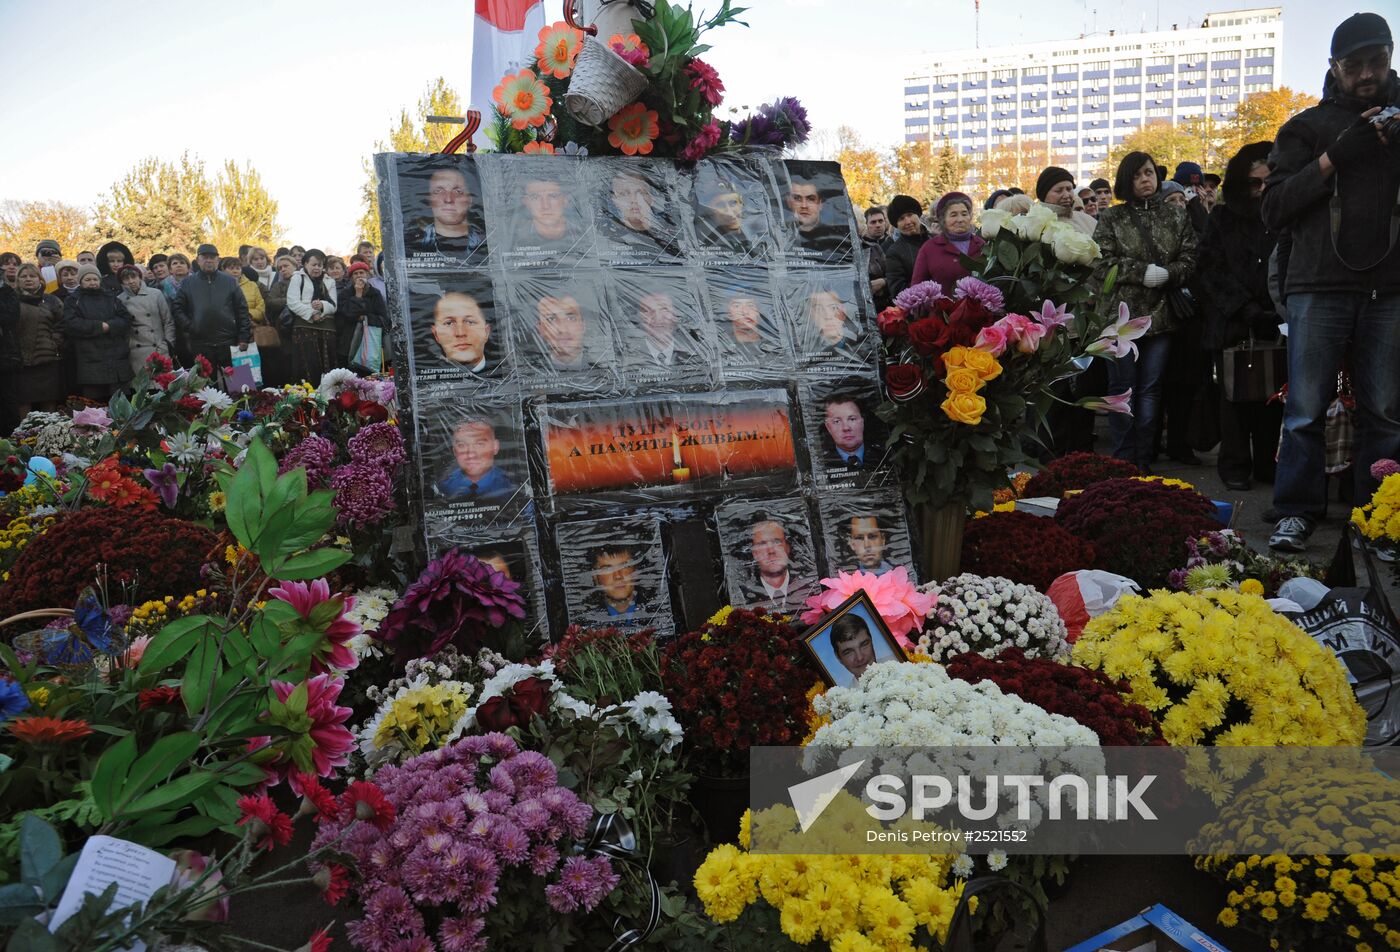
xmin=688 ymin=157 xmax=783 ymax=261
xmin=594 ymin=163 xmax=685 ymax=262
xmin=585 ymin=543 xmax=649 ymax=621
xmin=559 ymin=518 xmax=671 ymax=633
xmin=507 ymin=275 xmax=612 ymax=387
xmin=429 ymin=290 xmax=492 ymax=372
xmin=802 ymin=595 xmax=906 ymax=687
xmin=784 ymin=164 xmax=853 ymax=262
xmin=611 ymin=272 xmax=712 ymax=379
xmin=501 ymin=170 xmax=592 ymax=264
xmin=409 ymin=275 xmax=506 ymax=381
xmin=815 ymin=386 xmax=886 ymax=474
xmin=705 ymin=267 xmax=790 ymax=371
xmin=817 ymin=494 xmax=913 ymax=579
xmin=400 ymin=158 xmax=488 ymax=262
xmin=434 ymin=417 xmax=521 ymax=504
xmin=736 ymin=513 xmax=819 ymax=613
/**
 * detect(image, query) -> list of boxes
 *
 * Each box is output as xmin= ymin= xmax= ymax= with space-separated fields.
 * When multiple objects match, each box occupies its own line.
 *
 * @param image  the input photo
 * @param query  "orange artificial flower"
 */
xmin=492 ymin=68 xmax=553 ymax=130
xmin=535 ymin=21 xmax=584 ymax=79
xmin=523 ymin=141 xmax=557 ymax=155
xmin=9 ymin=716 xmax=94 ymax=744
xmin=606 ymin=102 xmax=659 ymax=156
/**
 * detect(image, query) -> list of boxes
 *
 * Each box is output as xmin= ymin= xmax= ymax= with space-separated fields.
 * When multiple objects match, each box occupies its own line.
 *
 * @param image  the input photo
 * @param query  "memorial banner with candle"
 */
xmin=376 ymin=151 xmax=890 ymax=639
xmin=539 ymin=390 xmax=798 ymax=503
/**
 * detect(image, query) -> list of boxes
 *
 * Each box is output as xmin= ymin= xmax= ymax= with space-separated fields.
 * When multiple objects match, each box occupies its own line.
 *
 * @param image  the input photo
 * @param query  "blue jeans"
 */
xmin=1106 ymin=333 xmax=1172 ymax=467
xmin=1274 ymin=291 xmax=1400 ymax=520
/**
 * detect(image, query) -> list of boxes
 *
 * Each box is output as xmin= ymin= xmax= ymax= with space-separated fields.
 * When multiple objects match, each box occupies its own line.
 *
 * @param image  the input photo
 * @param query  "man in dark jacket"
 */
xmin=173 ymin=243 xmax=251 ymax=378
xmin=1264 ymin=12 xmax=1400 ymax=551
xmin=882 ymin=194 xmax=928 ymax=300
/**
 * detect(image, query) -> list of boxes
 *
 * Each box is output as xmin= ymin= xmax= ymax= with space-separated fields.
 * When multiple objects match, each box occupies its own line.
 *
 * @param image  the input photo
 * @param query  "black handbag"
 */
xmin=944 ymin=875 xmax=1049 ymax=952
xmin=1222 ymin=334 xmax=1287 ymax=402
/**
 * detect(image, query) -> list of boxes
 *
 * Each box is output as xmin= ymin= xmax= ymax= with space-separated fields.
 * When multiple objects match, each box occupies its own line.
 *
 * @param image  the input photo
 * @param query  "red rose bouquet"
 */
xmin=660 ymin=609 xmax=819 ymax=776
xmin=1022 ymin=451 xmax=1142 ymax=499
xmin=961 ymin=510 xmax=1097 ymax=592
xmin=945 ymin=647 xmax=1166 ymax=746
xmin=1056 ymin=478 xmax=1221 ymax=588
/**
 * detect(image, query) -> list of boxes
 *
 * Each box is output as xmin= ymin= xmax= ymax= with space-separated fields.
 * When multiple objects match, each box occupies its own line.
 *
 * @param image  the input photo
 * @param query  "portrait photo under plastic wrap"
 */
xmin=778 ymin=159 xmax=858 ymax=266
xmin=702 ymin=266 xmax=794 ymax=381
xmin=556 ymin=515 xmax=673 ymax=634
xmin=779 ymin=267 xmax=874 ymax=371
xmin=405 ymin=274 xmax=513 ymax=387
xmin=800 ymin=375 xmax=894 ymax=490
xmin=502 ymin=270 xmax=619 ymax=394
xmin=423 ymin=525 xmax=549 ymax=641
xmin=714 ymin=496 xmax=822 ymax=616
xmin=588 ymin=158 xmax=689 ymax=266
xmin=816 ymin=489 xmax=915 ymax=579
xmin=537 ymin=388 xmax=800 ymax=508
xmin=417 ymin=396 xmax=534 ymax=530
xmin=481 ymin=155 xmax=596 ymax=270
xmin=392 ymin=153 xmax=490 ymax=269
xmin=683 ymin=155 xmax=785 ymax=264
xmin=605 ymin=267 xmax=717 ymax=390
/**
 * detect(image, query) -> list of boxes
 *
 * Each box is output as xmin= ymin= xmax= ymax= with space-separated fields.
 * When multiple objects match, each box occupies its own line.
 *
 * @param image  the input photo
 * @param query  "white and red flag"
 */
xmin=471 ymin=0 xmax=548 ymax=123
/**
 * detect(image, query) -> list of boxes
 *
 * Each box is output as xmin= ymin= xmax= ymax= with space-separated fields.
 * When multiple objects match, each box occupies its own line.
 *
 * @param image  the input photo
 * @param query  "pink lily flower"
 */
xmin=1085 ymin=302 xmax=1152 ymax=358
xmin=1077 ymin=389 xmax=1134 ymax=414
xmin=1036 ymin=299 xmax=1073 ymax=330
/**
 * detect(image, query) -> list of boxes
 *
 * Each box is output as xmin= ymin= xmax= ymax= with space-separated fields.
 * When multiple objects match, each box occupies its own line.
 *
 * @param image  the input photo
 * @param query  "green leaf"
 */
xmin=224 ymin=462 xmax=263 ymax=555
xmin=123 ymin=770 xmax=221 ymax=817
xmin=90 ymin=733 xmax=138 ymax=821
xmin=123 ymin=811 xmax=224 ymax=847
xmin=38 ymin=854 xmax=78 ymax=904
xmin=244 ymin=437 xmax=278 ymax=499
xmin=115 ymin=732 xmax=203 ymax=815
xmin=139 ymin=614 xmax=219 ymax=675
xmin=271 ymin=547 xmax=352 ymax=581
xmin=0 ymin=883 xmax=47 ymax=928
xmin=6 ymin=916 xmax=57 ymax=950
xmin=181 ymin=635 xmax=220 ymax=714
xmin=18 ymin=815 xmax=61 ymax=888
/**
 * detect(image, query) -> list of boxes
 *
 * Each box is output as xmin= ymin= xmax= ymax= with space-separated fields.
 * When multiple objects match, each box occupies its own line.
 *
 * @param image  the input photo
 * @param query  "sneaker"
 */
xmin=1269 ymin=516 xmax=1314 ymax=553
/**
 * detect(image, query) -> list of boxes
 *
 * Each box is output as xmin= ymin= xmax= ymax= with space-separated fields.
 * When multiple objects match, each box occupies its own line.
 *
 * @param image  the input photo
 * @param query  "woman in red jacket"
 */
xmin=912 ymin=192 xmax=985 ymax=288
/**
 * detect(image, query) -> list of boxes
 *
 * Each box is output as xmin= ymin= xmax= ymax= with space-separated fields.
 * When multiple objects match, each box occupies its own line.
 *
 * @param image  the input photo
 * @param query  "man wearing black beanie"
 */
xmin=1264 ymin=11 xmax=1400 ymax=553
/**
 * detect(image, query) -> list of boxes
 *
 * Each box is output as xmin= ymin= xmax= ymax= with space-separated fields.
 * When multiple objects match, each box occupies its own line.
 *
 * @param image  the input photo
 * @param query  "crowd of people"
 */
xmin=0 ymin=14 xmax=1393 ymax=558
xmin=0 ymin=239 xmax=389 ymax=428
xmin=858 ymin=11 xmax=1397 ymax=553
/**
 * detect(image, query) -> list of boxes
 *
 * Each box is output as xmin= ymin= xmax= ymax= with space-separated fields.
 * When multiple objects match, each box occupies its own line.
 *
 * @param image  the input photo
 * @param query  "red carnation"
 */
xmin=342 ymin=780 xmax=395 ymax=831
xmin=138 ymin=686 xmax=182 ymax=710
xmin=317 ymin=863 xmax=351 ymax=905
xmin=292 ymin=772 xmax=342 ymax=824
xmin=236 ymin=794 xmax=293 ymax=851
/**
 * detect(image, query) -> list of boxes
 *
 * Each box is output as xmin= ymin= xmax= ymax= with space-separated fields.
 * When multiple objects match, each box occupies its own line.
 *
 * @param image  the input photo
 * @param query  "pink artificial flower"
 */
xmin=167 ymin=850 xmax=229 ymax=922
xmin=273 ymin=674 xmax=355 ymax=779
xmin=71 ymin=406 xmax=113 ymax=431
xmin=685 ymin=58 xmax=725 ymax=106
xmin=124 ymin=635 xmax=151 ymax=667
xmin=269 ymin=578 xmax=360 ymax=673
xmin=1076 ymin=389 xmax=1134 ymax=414
xmin=1035 ymin=299 xmax=1074 ymax=331
xmin=800 ymin=567 xmax=935 ymax=649
xmin=973 ymin=323 xmax=1009 ymax=357
xmin=678 ymin=120 xmax=723 ymax=161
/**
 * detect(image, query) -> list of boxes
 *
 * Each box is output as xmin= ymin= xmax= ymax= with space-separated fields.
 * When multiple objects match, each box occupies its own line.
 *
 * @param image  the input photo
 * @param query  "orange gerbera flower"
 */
xmin=9 ymin=716 xmax=93 ymax=744
xmin=522 ymin=141 xmax=557 ymax=155
xmin=606 ymin=102 xmax=659 ymax=156
xmin=492 ymin=68 xmax=552 ymax=130
xmin=535 ymin=21 xmax=583 ymax=79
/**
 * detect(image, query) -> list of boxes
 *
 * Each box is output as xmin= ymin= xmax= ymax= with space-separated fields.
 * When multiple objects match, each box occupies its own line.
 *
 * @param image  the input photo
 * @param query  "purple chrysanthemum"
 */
xmin=953 ymin=276 xmax=1006 ymax=313
xmin=278 ymin=434 xmax=337 ymax=488
xmin=377 ymin=550 xmax=527 ymax=664
xmin=730 ymin=112 xmax=783 ymax=146
xmin=893 ymin=280 xmax=945 ymax=316
xmin=759 ymin=96 xmax=811 ymax=144
xmin=348 ymin=421 xmax=407 ymax=474
xmin=439 ymin=916 xmax=486 ymax=952
xmin=1371 ymin=458 xmax=1400 ymax=481
xmin=330 ymin=461 xmax=395 ymax=529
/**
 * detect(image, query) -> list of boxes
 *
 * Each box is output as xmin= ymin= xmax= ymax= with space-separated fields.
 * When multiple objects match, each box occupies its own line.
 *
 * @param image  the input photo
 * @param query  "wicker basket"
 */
xmin=564 ymin=35 xmax=649 ymax=127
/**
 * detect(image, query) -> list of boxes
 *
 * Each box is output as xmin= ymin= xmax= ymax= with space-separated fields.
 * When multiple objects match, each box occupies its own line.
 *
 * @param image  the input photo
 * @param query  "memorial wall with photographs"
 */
xmin=376 ymin=151 xmax=912 ymax=640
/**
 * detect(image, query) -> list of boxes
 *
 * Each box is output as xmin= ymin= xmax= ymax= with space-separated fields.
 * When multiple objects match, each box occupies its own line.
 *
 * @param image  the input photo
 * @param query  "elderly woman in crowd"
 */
xmin=11 ymin=263 xmax=65 ymax=413
xmin=911 ymin=192 xmax=985 ymax=287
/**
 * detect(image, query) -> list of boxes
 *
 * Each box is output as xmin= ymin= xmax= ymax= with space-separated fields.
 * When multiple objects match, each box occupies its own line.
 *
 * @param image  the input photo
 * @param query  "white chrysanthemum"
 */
xmin=914 ymin=573 xmax=1070 ymax=663
xmin=194 ymin=386 xmax=233 ymax=410
xmin=952 ymin=854 xmax=975 ymax=878
xmin=987 ymin=849 xmax=1009 ymax=871
xmin=317 ymin=368 xmax=358 ymax=398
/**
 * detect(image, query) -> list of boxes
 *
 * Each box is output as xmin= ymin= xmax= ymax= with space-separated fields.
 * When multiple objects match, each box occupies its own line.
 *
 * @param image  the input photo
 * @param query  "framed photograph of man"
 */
xmin=405 ymin=274 xmax=513 ymax=386
xmin=779 ymin=267 xmax=874 ymax=370
xmin=417 ymin=396 xmax=534 ymax=529
xmin=390 ymin=154 xmax=490 ymax=269
xmin=801 ymin=590 xmax=907 ymax=688
xmin=778 ymin=159 xmax=857 ymax=266
xmin=588 ymin=158 xmax=689 ymax=266
xmin=502 ymin=270 xmax=619 ymax=394
xmin=556 ymin=515 xmax=673 ymax=634
xmin=683 ymin=155 xmax=784 ymax=264
xmin=422 ymin=526 xmax=549 ymax=642
xmin=482 ymin=155 xmax=596 ymax=269
xmin=713 ymin=496 xmax=821 ymax=616
xmin=703 ymin=266 xmax=794 ymax=381
xmin=816 ymin=490 xmax=915 ymax=579
xmin=800 ymin=375 xmax=892 ymax=489
xmin=605 ymin=268 xmax=717 ymax=389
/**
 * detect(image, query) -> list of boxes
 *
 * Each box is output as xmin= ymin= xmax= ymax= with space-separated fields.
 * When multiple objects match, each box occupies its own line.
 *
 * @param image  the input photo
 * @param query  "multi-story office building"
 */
xmin=902 ymin=7 xmax=1283 ymax=185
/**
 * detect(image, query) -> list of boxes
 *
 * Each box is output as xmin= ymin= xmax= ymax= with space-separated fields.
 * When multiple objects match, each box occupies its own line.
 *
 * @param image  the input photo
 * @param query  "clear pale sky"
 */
xmin=0 ymin=0 xmax=1361 ymax=249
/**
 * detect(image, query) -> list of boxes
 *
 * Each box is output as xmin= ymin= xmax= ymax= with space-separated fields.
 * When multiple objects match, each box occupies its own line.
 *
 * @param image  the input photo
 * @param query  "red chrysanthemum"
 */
xmin=236 ymin=794 xmax=294 ymax=850
xmin=1023 ymin=452 xmax=1142 ymax=499
xmin=962 ymin=510 xmax=1098 ymax=592
xmin=8 ymin=716 xmax=93 ymax=744
xmin=138 ymin=686 xmax=182 ymax=710
xmin=342 ymin=780 xmax=395 ymax=831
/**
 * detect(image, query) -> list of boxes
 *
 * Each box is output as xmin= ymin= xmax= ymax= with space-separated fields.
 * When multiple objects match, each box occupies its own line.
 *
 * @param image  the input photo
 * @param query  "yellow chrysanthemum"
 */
xmin=208 ymin=490 xmax=226 ymax=512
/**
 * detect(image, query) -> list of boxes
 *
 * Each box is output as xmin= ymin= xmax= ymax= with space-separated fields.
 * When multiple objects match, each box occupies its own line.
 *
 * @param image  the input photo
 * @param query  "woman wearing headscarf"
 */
xmin=911 ymin=192 xmax=985 ymax=287
xmin=1092 ymin=150 xmax=1199 ymax=473
xmin=62 ymin=263 xmax=132 ymax=401
xmin=337 ymin=260 xmax=387 ymax=372
xmin=11 ymin=264 xmax=65 ymax=413
xmin=285 ymin=248 xmax=338 ymax=383
xmin=1198 ymin=141 xmax=1283 ymax=490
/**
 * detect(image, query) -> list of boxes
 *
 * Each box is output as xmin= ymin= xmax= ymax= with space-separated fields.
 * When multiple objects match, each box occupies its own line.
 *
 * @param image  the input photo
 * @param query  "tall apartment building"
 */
xmin=902 ymin=7 xmax=1283 ymax=186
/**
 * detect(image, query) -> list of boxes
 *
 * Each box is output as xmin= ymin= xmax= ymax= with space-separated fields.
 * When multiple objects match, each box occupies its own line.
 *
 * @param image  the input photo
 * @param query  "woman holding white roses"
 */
xmin=1093 ymin=151 xmax=1199 ymax=472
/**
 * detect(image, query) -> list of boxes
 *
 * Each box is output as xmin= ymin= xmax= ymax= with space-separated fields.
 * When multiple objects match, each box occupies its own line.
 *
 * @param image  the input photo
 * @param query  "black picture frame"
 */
xmin=800 ymin=590 xmax=908 ymax=688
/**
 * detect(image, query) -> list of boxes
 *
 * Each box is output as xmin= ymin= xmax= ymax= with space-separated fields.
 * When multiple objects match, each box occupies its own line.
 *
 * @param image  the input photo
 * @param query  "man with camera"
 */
xmin=1265 ymin=12 xmax=1400 ymax=552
